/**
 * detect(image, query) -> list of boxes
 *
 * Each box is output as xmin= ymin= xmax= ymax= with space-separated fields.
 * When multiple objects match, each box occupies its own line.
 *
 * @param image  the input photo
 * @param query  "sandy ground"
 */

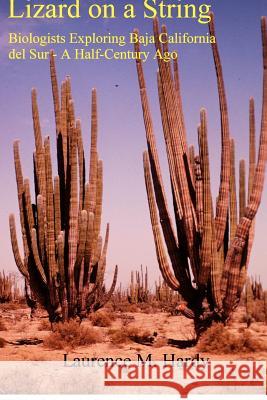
xmin=0 ymin=303 xmax=267 ymax=361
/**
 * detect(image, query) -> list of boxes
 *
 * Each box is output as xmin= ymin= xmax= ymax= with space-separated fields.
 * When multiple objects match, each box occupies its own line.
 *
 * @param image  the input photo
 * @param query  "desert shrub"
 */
xmin=91 ymin=311 xmax=114 ymax=327
xmin=120 ymin=313 xmax=135 ymax=328
xmin=113 ymin=303 xmax=140 ymax=313
xmin=108 ymin=329 xmax=128 ymax=345
xmin=128 ymin=304 xmax=140 ymax=313
xmin=0 ymin=337 xmax=6 ymax=348
xmin=0 ymin=320 xmax=7 ymax=331
xmin=198 ymin=323 xmax=265 ymax=353
xmin=139 ymin=303 xmax=154 ymax=314
xmin=38 ymin=319 xmax=51 ymax=331
xmin=44 ymin=320 xmax=102 ymax=350
xmin=109 ymin=326 xmax=152 ymax=345
xmin=126 ymin=327 xmax=153 ymax=344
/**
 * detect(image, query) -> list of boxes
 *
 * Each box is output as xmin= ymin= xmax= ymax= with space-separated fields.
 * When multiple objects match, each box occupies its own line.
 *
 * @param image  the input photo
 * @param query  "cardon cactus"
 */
xmin=135 ymin=15 xmax=267 ymax=338
xmin=9 ymin=52 xmax=118 ymax=322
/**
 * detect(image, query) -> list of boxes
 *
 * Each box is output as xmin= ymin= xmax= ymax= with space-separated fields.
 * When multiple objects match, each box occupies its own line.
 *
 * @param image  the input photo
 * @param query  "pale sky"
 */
xmin=0 ymin=0 xmax=266 ymax=290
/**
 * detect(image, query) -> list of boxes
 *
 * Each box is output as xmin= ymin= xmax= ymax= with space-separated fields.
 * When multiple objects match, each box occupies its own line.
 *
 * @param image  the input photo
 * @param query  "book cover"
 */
xmin=0 ymin=0 xmax=266 ymax=397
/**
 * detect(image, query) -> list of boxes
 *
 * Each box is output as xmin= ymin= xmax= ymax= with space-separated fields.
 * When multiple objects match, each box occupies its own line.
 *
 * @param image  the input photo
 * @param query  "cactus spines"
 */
xmin=135 ymin=15 xmax=267 ymax=336
xmin=9 ymin=52 xmax=117 ymax=322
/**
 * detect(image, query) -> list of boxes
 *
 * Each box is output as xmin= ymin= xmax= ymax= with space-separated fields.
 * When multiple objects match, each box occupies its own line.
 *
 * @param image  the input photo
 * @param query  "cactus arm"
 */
xmin=57 ymin=231 xmax=68 ymax=320
xmin=54 ymin=176 xmax=61 ymax=240
xmin=49 ymin=50 xmax=61 ymax=135
xmin=157 ymin=71 xmax=183 ymax=222
xmin=239 ymin=98 xmax=257 ymax=295
xmin=23 ymin=178 xmax=35 ymax=231
xmin=229 ymin=139 xmax=238 ymax=243
xmin=9 ymin=214 xmax=29 ymax=279
xmin=75 ymin=210 xmax=88 ymax=270
xmin=143 ymin=151 xmax=180 ymax=292
xmin=31 ymin=88 xmax=42 ymax=151
xmin=95 ymin=224 xmax=109 ymax=287
xmin=152 ymin=19 xmax=199 ymax=279
xmin=74 ymin=210 xmax=88 ymax=296
xmin=30 ymin=228 xmax=47 ymax=284
xmin=189 ymin=145 xmax=196 ymax=184
xmin=84 ymin=210 xmax=94 ymax=278
xmin=88 ymin=89 xmax=98 ymax=214
xmin=172 ymin=52 xmax=196 ymax=195
xmin=68 ymin=124 xmax=79 ymax=313
xmin=194 ymin=155 xmax=203 ymax=235
xmin=76 ymin=119 xmax=85 ymax=212
xmin=209 ymin=13 xmax=231 ymax=251
xmin=13 ymin=141 xmax=29 ymax=262
xmin=248 ymin=98 xmax=256 ymax=198
xmin=135 ymin=30 xmax=194 ymax=290
xmin=60 ymin=80 xmax=68 ymax=180
xmin=173 ymin=57 xmax=186 ymax=149
xmin=95 ymin=265 xmax=118 ymax=310
xmin=44 ymin=136 xmax=57 ymax=306
xmin=93 ymin=236 xmax=103 ymax=271
xmin=92 ymin=160 xmax=103 ymax=265
xmin=31 ymin=90 xmax=47 ymax=202
xmin=157 ymin=72 xmax=192 ymax=270
xmin=198 ymin=109 xmax=212 ymax=286
xmin=239 ymin=160 xmax=246 ymax=220
xmin=36 ymin=195 xmax=45 ymax=264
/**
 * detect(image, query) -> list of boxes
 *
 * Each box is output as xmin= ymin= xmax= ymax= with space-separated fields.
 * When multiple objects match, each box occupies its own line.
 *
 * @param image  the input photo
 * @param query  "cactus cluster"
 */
xmin=251 ymin=276 xmax=264 ymax=300
xmin=155 ymin=276 xmax=182 ymax=304
xmin=9 ymin=51 xmax=118 ymax=322
xmin=0 ymin=271 xmax=21 ymax=303
xmin=128 ymin=266 xmax=149 ymax=303
xmin=244 ymin=277 xmax=267 ymax=327
xmin=135 ymin=15 xmax=267 ymax=334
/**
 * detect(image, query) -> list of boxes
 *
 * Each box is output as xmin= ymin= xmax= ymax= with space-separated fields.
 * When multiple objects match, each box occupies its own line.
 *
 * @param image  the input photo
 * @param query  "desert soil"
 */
xmin=0 ymin=304 xmax=267 ymax=361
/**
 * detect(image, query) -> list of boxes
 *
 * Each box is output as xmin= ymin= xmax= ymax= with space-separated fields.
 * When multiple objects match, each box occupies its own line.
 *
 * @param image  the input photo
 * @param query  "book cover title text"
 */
xmin=9 ymin=0 xmax=213 ymax=24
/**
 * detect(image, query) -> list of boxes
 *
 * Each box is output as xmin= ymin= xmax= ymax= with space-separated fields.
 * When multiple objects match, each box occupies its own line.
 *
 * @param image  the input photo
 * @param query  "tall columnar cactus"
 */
xmin=128 ymin=266 xmax=149 ymax=303
xmin=9 ymin=52 xmax=118 ymax=322
xmin=135 ymin=15 xmax=267 ymax=336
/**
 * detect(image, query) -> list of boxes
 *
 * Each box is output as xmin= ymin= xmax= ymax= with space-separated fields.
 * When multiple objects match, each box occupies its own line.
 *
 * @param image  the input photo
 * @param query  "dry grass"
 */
xmin=90 ymin=311 xmax=114 ymax=327
xmin=0 ymin=302 xmax=26 ymax=311
xmin=198 ymin=323 xmax=266 ymax=353
xmin=38 ymin=319 xmax=51 ymax=331
xmin=44 ymin=320 xmax=103 ymax=350
xmin=0 ymin=320 xmax=7 ymax=331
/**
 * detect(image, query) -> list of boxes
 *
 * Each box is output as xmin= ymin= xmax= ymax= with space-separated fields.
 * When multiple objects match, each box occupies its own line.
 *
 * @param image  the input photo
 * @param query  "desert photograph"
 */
xmin=0 ymin=0 xmax=267 ymax=365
